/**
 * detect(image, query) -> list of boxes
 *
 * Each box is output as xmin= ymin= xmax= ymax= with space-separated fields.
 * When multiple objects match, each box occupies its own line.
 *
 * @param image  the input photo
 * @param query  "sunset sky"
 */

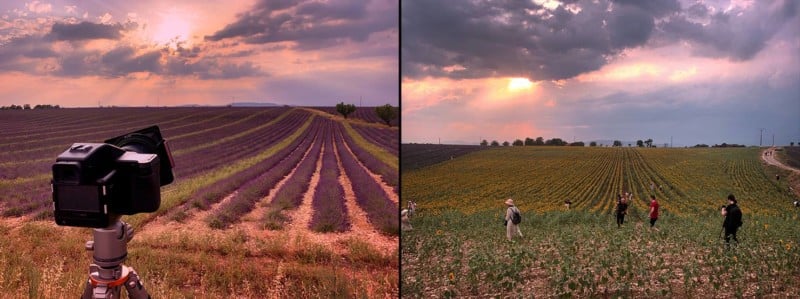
xmin=0 ymin=0 xmax=398 ymax=107
xmin=402 ymin=0 xmax=799 ymax=147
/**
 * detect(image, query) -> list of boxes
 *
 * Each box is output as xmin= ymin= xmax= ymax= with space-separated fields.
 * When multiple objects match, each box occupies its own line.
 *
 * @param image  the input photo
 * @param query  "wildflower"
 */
xmin=764 ymin=223 xmax=769 ymax=230
xmin=436 ymin=229 xmax=443 ymax=235
xmin=449 ymin=272 xmax=455 ymax=281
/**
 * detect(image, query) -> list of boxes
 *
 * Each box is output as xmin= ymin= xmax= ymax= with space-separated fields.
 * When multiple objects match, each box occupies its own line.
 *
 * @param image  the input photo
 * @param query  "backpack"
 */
xmin=729 ymin=205 xmax=743 ymax=228
xmin=511 ymin=207 xmax=522 ymax=225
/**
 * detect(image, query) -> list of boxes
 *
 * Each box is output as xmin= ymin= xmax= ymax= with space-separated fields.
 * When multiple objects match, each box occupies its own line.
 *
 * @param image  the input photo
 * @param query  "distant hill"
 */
xmin=230 ymin=102 xmax=281 ymax=107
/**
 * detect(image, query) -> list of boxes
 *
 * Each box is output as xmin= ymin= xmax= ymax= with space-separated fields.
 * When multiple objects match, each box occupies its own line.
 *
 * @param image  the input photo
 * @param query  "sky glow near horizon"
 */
xmin=402 ymin=0 xmax=799 ymax=146
xmin=0 ymin=0 xmax=398 ymax=107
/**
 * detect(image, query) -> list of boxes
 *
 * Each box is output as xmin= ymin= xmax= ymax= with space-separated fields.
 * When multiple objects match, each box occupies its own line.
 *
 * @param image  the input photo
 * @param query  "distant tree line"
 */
xmin=335 ymin=101 xmax=397 ymax=126
xmin=1 ymin=104 xmax=61 ymax=110
xmin=479 ymin=136 xmax=774 ymax=148
xmin=481 ymin=137 xmax=578 ymax=147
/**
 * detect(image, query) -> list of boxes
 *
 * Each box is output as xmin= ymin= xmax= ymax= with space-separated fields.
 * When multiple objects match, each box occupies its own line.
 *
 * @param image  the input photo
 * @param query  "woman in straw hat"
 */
xmin=504 ymin=198 xmax=523 ymax=241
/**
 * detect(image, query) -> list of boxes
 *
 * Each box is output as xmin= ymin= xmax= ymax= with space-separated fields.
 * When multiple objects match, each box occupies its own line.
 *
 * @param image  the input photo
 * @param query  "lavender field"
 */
xmin=0 ymin=107 xmax=399 ymax=297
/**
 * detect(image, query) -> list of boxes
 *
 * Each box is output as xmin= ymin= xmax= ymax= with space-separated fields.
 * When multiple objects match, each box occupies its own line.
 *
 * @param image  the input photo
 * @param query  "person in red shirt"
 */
xmin=649 ymin=195 xmax=659 ymax=228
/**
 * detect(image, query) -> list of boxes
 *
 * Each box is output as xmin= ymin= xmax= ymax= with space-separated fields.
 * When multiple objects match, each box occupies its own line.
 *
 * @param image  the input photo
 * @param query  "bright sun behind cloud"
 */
xmin=507 ymin=77 xmax=533 ymax=91
xmin=151 ymin=8 xmax=193 ymax=49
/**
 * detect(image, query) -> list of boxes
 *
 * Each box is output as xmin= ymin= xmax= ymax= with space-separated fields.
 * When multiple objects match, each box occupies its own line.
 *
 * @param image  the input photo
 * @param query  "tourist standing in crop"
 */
xmin=504 ymin=199 xmax=523 ymax=241
xmin=401 ymin=209 xmax=413 ymax=231
xmin=649 ymin=195 xmax=659 ymax=228
xmin=721 ymin=194 xmax=743 ymax=248
xmin=616 ymin=194 xmax=628 ymax=228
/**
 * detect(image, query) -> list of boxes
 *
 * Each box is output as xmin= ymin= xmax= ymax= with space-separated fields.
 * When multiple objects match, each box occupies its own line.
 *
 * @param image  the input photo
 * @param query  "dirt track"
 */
xmin=761 ymin=147 xmax=800 ymax=173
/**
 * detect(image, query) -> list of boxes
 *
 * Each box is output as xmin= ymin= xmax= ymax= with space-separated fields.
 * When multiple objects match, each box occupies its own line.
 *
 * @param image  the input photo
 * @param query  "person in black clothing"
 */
xmin=721 ymin=194 xmax=743 ymax=249
xmin=616 ymin=194 xmax=628 ymax=228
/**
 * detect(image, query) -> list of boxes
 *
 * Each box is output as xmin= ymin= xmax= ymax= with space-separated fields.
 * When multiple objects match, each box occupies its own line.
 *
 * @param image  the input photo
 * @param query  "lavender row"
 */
xmin=333 ymin=126 xmax=397 ymax=235
xmin=0 ymin=108 xmax=199 ymax=141
xmin=261 ymin=121 xmax=324 ymax=229
xmin=173 ymin=110 xmax=309 ymax=179
xmin=0 ymin=108 xmax=146 ymax=138
xmin=185 ymin=115 xmax=318 ymax=210
xmin=309 ymin=120 xmax=350 ymax=233
xmin=6 ymin=107 xmax=250 ymax=145
xmin=0 ymin=110 xmax=306 ymax=209
xmin=0 ymin=182 xmax=48 ymax=217
xmin=0 ymin=108 xmax=272 ymax=163
xmin=0 ymin=108 xmax=192 ymax=145
xmin=335 ymin=122 xmax=398 ymax=192
xmin=0 ymin=109 xmax=308 ymax=217
xmin=205 ymin=118 xmax=322 ymax=229
xmin=165 ymin=107 xmax=289 ymax=154
xmin=308 ymin=106 xmax=397 ymax=126
xmin=0 ymin=109 xmax=303 ymax=181
xmin=350 ymin=124 xmax=399 ymax=156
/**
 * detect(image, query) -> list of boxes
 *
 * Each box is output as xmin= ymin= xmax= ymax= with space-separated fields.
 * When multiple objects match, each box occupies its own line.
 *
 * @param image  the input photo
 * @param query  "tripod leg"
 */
xmin=123 ymin=268 xmax=152 ymax=299
xmin=81 ymin=279 xmax=93 ymax=299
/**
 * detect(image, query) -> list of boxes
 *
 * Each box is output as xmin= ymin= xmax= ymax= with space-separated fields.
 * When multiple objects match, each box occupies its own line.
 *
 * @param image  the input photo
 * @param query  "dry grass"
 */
xmin=0 ymin=220 xmax=398 ymax=298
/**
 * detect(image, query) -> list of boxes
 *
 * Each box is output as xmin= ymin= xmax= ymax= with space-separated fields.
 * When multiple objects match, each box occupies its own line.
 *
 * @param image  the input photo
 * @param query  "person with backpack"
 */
xmin=616 ymin=194 xmax=628 ymax=228
xmin=504 ymin=198 xmax=523 ymax=242
xmin=721 ymin=194 xmax=743 ymax=248
xmin=649 ymin=195 xmax=659 ymax=228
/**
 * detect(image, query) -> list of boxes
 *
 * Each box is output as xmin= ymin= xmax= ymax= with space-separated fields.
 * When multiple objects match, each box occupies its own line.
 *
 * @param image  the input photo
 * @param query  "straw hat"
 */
xmin=401 ymin=209 xmax=408 ymax=216
xmin=504 ymin=198 xmax=515 ymax=206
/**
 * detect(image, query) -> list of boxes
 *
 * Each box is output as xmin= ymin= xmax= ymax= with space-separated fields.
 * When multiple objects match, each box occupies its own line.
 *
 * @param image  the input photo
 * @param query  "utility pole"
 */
xmin=759 ymin=128 xmax=765 ymax=147
xmin=772 ymin=134 xmax=775 ymax=147
xmin=670 ymin=136 xmax=673 ymax=148
xmin=360 ymin=96 xmax=362 ymax=107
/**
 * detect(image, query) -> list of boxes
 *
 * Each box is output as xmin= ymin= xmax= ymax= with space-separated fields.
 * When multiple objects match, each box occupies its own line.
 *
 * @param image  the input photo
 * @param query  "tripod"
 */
xmin=81 ymin=218 xmax=151 ymax=299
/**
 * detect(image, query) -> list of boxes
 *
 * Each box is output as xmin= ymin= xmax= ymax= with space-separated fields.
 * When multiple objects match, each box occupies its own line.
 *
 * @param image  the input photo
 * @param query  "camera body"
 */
xmin=51 ymin=126 xmax=174 ymax=228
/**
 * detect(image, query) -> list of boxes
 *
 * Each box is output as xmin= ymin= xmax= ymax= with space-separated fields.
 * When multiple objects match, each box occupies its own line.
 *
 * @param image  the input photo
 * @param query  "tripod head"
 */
xmin=86 ymin=217 xmax=132 ymax=268
xmin=81 ymin=218 xmax=151 ymax=299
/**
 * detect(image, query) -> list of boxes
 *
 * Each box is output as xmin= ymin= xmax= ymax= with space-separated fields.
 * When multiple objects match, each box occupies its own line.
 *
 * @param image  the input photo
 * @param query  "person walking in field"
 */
xmin=649 ymin=195 xmax=659 ymax=228
xmin=401 ymin=209 xmax=413 ymax=231
xmin=504 ymin=199 xmax=523 ymax=242
xmin=615 ymin=194 xmax=628 ymax=228
xmin=407 ymin=201 xmax=417 ymax=217
xmin=721 ymin=194 xmax=743 ymax=249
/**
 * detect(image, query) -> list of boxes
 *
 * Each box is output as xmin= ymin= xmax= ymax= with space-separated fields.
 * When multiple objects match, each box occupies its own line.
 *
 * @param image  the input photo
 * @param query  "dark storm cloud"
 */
xmin=0 ymin=35 xmax=262 ymax=80
xmin=608 ymin=5 xmax=656 ymax=48
xmin=403 ymin=0 xmax=797 ymax=80
xmin=658 ymin=0 xmax=798 ymax=61
xmin=205 ymin=0 xmax=396 ymax=50
xmin=106 ymin=49 xmax=162 ymax=76
xmin=164 ymin=56 xmax=263 ymax=79
xmin=402 ymin=0 xmax=671 ymax=81
xmin=0 ymin=35 xmax=56 ymax=60
xmin=611 ymin=0 xmax=680 ymax=17
xmin=47 ymin=21 xmax=126 ymax=41
xmin=686 ymin=2 xmax=709 ymax=19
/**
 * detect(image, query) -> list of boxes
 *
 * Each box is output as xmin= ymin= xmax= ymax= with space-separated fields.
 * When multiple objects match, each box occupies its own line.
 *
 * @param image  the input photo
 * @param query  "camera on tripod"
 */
xmin=51 ymin=126 xmax=174 ymax=228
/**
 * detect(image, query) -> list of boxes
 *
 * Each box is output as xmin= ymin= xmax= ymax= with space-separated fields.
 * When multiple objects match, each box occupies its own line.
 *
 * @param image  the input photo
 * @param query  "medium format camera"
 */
xmin=51 ymin=126 xmax=174 ymax=228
